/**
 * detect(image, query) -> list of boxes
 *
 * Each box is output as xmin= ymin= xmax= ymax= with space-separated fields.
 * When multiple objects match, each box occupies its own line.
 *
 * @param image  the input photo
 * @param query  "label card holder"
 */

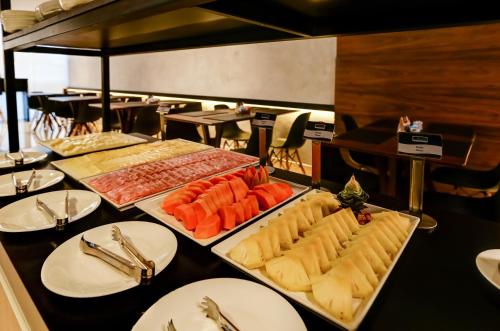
xmin=251 ymin=112 xmax=277 ymax=128
xmin=303 ymin=121 xmax=335 ymax=142
xmin=398 ymin=132 xmax=443 ymax=158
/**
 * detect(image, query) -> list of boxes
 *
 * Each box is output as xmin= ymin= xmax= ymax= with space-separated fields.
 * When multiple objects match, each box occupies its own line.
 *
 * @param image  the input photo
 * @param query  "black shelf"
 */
xmin=4 ymin=0 xmax=500 ymax=55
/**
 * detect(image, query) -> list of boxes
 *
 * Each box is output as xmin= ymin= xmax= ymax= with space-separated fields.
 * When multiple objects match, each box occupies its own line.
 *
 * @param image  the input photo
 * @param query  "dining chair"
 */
xmin=268 ymin=112 xmax=310 ymax=174
xmin=71 ymin=102 xmax=102 ymax=135
xmin=215 ymin=104 xmax=251 ymax=149
xmin=430 ymin=163 xmax=500 ymax=198
xmin=131 ymin=106 xmax=161 ymax=136
xmin=233 ymin=126 xmax=273 ymax=160
xmin=339 ymin=114 xmax=380 ymax=175
xmin=164 ymin=106 xmax=203 ymax=143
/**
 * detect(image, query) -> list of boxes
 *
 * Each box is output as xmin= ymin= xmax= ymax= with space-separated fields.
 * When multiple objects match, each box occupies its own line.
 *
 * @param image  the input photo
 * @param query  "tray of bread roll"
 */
xmin=212 ymin=176 xmax=419 ymax=330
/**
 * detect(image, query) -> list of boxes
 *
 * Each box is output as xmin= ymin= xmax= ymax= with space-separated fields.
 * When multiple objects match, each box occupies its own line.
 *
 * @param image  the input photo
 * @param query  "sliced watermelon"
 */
xmin=209 ymin=176 xmax=227 ymax=185
xmin=194 ymin=214 xmax=221 ymax=239
xmin=186 ymin=186 xmax=204 ymax=196
xmin=249 ymin=189 xmax=277 ymax=210
xmin=229 ymin=178 xmax=249 ymax=202
xmin=219 ymin=205 xmax=236 ymax=230
xmin=247 ymin=195 xmax=260 ymax=216
xmin=197 ymin=194 xmax=218 ymax=214
xmin=232 ymin=169 xmax=246 ymax=177
xmin=241 ymin=198 xmax=253 ymax=220
xmin=192 ymin=200 xmax=211 ymax=220
xmin=224 ymin=174 xmax=238 ymax=181
xmin=275 ymin=183 xmax=293 ymax=198
xmin=233 ymin=202 xmax=245 ymax=225
xmin=196 ymin=180 xmax=213 ymax=189
xmin=161 ymin=198 xmax=185 ymax=215
xmin=254 ymin=183 xmax=288 ymax=202
xmin=174 ymin=204 xmax=198 ymax=230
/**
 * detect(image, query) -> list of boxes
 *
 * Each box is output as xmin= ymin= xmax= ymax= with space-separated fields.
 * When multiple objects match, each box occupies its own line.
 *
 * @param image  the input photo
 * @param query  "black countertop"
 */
xmin=0 ymin=146 xmax=498 ymax=330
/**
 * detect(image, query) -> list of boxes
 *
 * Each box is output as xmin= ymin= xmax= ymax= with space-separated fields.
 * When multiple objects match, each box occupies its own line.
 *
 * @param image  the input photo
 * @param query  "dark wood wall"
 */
xmin=335 ymin=23 xmax=500 ymax=170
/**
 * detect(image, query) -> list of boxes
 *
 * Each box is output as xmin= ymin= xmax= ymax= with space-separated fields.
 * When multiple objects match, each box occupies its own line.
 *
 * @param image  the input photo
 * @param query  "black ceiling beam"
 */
xmin=3 ymin=0 xmax=214 ymax=51
xmin=108 ymin=25 xmax=299 ymax=55
xmin=312 ymin=0 xmax=500 ymax=36
xmin=18 ymin=45 xmax=102 ymax=56
xmin=200 ymin=0 xmax=312 ymax=37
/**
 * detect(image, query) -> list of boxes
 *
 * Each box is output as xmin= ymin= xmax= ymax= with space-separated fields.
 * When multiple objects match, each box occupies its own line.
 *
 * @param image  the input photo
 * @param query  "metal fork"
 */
xmin=111 ymin=225 xmax=155 ymax=281
xmin=200 ymin=296 xmax=240 ymax=331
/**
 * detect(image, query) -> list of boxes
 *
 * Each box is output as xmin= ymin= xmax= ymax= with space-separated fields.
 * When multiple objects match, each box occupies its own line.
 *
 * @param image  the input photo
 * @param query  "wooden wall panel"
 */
xmin=336 ymin=23 xmax=500 ymax=169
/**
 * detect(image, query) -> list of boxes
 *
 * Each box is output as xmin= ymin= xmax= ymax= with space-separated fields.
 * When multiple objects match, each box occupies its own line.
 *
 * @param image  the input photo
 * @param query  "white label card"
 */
xmin=397 ymin=132 xmax=443 ymax=158
xmin=303 ymin=121 xmax=335 ymax=142
xmin=252 ymin=112 xmax=277 ymax=128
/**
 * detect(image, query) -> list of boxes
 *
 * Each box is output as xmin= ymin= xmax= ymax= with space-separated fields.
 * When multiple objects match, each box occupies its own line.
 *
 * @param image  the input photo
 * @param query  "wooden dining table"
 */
xmin=89 ymin=101 xmax=159 ymax=133
xmin=48 ymin=95 xmax=123 ymax=136
xmin=160 ymin=108 xmax=295 ymax=147
xmin=326 ymin=118 xmax=476 ymax=230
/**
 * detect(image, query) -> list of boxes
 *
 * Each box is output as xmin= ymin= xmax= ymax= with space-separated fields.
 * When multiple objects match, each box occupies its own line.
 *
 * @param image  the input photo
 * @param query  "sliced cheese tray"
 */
xmin=40 ymin=132 xmax=148 ymax=157
xmin=82 ymin=149 xmax=260 ymax=211
xmin=136 ymin=166 xmax=309 ymax=246
xmin=51 ymin=139 xmax=211 ymax=180
xmin=211 ymin=188 xmax=419 ymax=330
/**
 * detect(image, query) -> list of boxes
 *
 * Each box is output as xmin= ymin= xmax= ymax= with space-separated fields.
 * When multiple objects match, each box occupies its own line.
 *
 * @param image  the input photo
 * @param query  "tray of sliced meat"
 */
xmin=80 ymin=149 xmax=259 ymax=211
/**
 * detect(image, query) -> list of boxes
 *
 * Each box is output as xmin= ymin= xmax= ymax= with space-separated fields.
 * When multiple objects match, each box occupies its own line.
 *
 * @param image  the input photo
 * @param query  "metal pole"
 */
xmin=258 ymin=127 xmax=267 ymax=166
xmin=311 ymin=140 xmax=321 ymax=189
xmin=407 ymin=157 xmax=437 ymax=231
xmin=4 ymin=49 xmax=19 ymax=152
xmin=101 ymin=54 xmax=111 ymax=131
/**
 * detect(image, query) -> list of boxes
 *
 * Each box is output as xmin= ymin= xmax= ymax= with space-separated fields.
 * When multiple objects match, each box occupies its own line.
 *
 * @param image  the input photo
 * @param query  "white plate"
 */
xmin=211 ymin=190 xmax=420 ymax=330
xmin=41 ymin=221 xmax=177 ymax=298
xmin=0 ymin=169 xmax=64 ymax=197
xmin=135 ymin=177 xmax=309 ymax=246
xmin=476 ymin=249 xmax=500 ymax=290
xmin=132 ymin=278 xmax=307 ymax=331
xmin=0 ymin=190 xmax=100 ymax=232
xmin=0 ymin=151 xmax=47 ymax=169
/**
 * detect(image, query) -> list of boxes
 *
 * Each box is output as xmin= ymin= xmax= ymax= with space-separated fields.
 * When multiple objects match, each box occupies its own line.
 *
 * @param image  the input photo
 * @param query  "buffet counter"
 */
xmin=0 ymin=147 xmax=498 ymax=331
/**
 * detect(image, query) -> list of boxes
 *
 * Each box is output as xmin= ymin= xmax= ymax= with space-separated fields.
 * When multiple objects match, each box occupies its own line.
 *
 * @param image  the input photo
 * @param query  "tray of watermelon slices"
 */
xmin=135 ymin=166 xmax=309 ymax=246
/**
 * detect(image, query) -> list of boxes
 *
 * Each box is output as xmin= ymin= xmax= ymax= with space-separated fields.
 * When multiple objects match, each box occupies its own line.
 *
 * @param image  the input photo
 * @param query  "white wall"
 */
xmin=69 ymin=37 xmax=336 ymax=105
xmin=1 ymin=0 xmax=69 ymax=119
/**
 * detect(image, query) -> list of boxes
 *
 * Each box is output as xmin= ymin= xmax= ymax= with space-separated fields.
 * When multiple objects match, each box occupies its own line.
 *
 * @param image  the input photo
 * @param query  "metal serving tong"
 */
xmin=79 ymin=226 xmax=154 ymax=284
xmin=12 ymin=169 xmax=36 ymax=194
xmin=111 ymin=225 xmax=155 ymax=278
xmin=5 ymin=151 xmax=25 ymax=166
xmin=35 ymin=190 xmax=69 ymax=231
xmin=201 ymin=296 xmax=240 ymax=331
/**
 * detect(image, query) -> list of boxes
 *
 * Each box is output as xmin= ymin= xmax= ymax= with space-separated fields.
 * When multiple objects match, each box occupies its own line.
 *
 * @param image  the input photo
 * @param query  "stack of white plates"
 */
xmin=1 ymin=10 xmax=37 ymax=33
xmin=59 ymin=0 xmax=95 ymax=11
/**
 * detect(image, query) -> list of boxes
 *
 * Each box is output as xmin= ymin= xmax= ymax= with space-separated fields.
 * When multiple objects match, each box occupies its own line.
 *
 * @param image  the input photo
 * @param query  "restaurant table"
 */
xmin=327 ymin=118 xmax=476 ymax=230
xmin=161 ymin=108 xmax=295 ymax=147
xmin=0 ymin=143 xmax=498 ymax=331
xmin=89 ymin=102 xmax=160 ymax=133
xmin=49 ymin=95 xmax=122 ymax=136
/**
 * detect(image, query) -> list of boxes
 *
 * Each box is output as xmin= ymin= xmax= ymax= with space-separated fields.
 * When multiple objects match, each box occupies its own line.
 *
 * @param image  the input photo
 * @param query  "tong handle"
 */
xmin=80 ymin=236 xmax=140 ymax=282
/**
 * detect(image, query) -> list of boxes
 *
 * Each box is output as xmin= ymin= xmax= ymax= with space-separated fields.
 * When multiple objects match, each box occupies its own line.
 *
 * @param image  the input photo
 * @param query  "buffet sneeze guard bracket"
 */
xmin=303 ymin=121 xmax=336 ymax=190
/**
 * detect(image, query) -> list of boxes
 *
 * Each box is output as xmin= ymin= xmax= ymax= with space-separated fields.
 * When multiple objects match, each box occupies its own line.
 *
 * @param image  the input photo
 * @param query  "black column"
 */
xmin=101 ymin=54 xmax=110 ymax=131
xmin=4 ymin=50 xmax=19 ymax=152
